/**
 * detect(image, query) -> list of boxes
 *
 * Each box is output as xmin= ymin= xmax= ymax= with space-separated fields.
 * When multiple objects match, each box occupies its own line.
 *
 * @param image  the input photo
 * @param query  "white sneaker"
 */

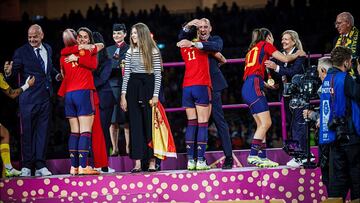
xmin=196 ymin=160 xmax=210 ymax=170
xmin=20 ymin=167 xmax=31 ymax=177
xmin=108 ymin=167 xmax=115 ymax=173
xmin=95 ymin=167 xmax=115 ymax=173
xmin=187 ymin=160 xmax=196 ymax=170
xmin=287 ymin=154 xmax=316 ymax=168
xmin=286 ymin=158 xmax=302 ymax=167
xmin=35 ymin=167 xmax=52 ymax=177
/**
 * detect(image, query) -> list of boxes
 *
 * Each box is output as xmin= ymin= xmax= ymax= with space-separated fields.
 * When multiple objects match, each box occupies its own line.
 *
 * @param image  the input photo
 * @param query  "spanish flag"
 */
xmin=149 ymin=102 xmax=177 ymax=160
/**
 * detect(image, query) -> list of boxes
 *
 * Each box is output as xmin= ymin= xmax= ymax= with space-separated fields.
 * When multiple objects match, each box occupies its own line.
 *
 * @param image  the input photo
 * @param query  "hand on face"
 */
xmin=186 ymin=19 xmax=201 ymax=28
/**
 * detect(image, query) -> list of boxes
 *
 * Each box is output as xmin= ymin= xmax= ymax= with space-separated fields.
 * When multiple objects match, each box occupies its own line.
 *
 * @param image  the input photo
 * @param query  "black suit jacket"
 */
xmin=12 ymin=43 xmax=58 ymax=104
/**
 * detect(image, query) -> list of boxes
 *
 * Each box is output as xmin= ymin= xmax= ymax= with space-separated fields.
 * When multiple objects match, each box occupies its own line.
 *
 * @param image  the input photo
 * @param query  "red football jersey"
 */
xmin=243 ymin=41 xmax=277 ymax=80
xmin=58 ymin=46 xmax=98 ymax=96
xmin=180 ymin=47 xmax=211 ymax=87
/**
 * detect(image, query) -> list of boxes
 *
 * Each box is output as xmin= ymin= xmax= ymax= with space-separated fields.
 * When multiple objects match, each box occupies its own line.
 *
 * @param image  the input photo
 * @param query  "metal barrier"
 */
xmin=162 ymin=54 xmax=325 ymax=141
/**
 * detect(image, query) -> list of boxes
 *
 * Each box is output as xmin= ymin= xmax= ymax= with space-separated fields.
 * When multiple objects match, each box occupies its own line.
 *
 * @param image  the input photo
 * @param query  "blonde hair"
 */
xmin=63 ymin=29 xmax=77 ymax=47
xmin=130 ymin=23 xmax=160 ymax=73
xmin=282 ymin=30 xmax=303 ymax=51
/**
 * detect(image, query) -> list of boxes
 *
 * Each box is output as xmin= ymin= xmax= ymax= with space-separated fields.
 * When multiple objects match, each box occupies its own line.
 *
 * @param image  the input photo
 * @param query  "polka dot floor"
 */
xmin=1 ymin=149 xmax=329 ymax=202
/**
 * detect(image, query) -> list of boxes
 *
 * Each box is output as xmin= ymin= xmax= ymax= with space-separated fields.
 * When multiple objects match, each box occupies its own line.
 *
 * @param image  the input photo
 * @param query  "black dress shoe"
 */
xmin=222 ymin=156 xmax=233 ymax=169
xmin=131 ymin=168 xmax=142 ymax=173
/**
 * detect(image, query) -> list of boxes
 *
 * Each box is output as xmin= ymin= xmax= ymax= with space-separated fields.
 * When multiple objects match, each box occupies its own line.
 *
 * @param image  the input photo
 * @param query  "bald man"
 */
xmin=5 ymin=24 xmax=60 ymax=176
xmin=334 ymin=12 xmax=359 ymax=59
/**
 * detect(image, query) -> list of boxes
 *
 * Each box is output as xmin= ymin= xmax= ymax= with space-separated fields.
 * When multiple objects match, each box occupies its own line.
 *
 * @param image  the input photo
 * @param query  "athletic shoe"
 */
xmin=187 ymin=160 xmax=196 ymax=170
xmin=20 ymin=167 xmax=31 ymax=177
xmin=78 ymin=166 xmax=100 ymax=175
xmin=5 ymin=168 xmax=21 ymax=177
xmin=95 ymin=167 xmax=115 ymax=173
xmin=257 ymin=158 xmax=279 ymax=168
xmin=70 ymin=166 xmax=78 ymax=175
xmin=35 ymin=167 xmax=52 ymax=177
xmin=287 ymin=154 xmax=316 ymax=167
xmin=196 ymin=160 xmax=210 ymax=170
xmin=247 ymin=155 xmax=262 ymax=166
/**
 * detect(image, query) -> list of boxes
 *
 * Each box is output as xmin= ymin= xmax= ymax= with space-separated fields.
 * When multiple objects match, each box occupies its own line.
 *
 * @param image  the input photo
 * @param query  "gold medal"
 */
xmin=267 ymin=78 xmax=275 ymax=86
xmin=79 ymin=49 xmax=85 ymax=56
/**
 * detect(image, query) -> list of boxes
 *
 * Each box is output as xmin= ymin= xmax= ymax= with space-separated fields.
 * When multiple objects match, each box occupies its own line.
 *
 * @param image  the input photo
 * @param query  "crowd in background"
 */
xmin=0 ymin=0 xmax=357 ymax=159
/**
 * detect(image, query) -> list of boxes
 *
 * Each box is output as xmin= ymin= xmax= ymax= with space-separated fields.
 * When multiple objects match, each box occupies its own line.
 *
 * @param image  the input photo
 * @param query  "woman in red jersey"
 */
xmin=59 ymin=28 xmax=100 ymax=175
xmin=177 ymin=25 xmax=213 ymax=170
xmin=241 ymin=28 xmax=305 ymax=168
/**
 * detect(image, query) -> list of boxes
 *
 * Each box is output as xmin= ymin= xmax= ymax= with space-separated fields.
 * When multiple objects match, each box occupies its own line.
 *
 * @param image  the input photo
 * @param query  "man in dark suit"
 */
xmin=4 ymin=24 xmax=60 ymax=176
xmin=106 ymin=23 xmax=130 ymax=156
xmin=92 ymin=31 xmax=116 ymax=173
xmin=178 ymin=18 xmax=233 ymax=169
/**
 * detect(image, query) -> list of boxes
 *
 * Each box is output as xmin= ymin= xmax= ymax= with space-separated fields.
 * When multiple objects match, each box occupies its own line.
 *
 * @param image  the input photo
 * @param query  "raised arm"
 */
xmin=200 ymin=36 xmax=223 ymax=52
xmin=266 ymin=56 xmax=305 ymax=77
xmin=272 ymin=49 xmax=305 ymax=63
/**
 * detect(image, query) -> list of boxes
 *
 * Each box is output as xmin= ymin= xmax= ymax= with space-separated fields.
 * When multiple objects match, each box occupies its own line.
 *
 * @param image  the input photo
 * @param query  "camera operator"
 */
xmin=265 ymin=30 xmax=307 ymax=167
xmin=303 ymin=56 xmax=332 ymax=194
xmin=319 ymin=46 xmax=360 ymax=201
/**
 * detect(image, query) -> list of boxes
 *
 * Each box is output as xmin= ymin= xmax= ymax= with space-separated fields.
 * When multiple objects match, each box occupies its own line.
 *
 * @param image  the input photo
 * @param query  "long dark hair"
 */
xmin=248 ymin=28 xmax=272 ymax=51
xmin=77 ymin=27 xmax=94 ymax=44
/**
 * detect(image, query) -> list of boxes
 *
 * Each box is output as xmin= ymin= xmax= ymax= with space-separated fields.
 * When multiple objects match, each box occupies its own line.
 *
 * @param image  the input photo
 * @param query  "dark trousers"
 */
xmin=211 ymin=90 xmax=232 ymax=157
xmin=291 ymin=108 xmax=307 ymax=151
xmin=319 ymin=144 xmax=330 ymax=194
xmin=329 ymin=143 xmax=360 ymax=200
xmin=20 ymin=101 xmax=50 ymax=169
xmin=127 ymin=73 xmax=154 ymax=160
xmin=100 ymin=106 xmax=113 ymax=156
xmin=285 ymin=98 xmax=307 ymax=151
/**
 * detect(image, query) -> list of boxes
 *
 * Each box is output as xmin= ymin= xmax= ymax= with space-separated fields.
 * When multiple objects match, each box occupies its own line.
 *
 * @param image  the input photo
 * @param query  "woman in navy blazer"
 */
xmin=264 ymin=30 xmax=307 ymax=167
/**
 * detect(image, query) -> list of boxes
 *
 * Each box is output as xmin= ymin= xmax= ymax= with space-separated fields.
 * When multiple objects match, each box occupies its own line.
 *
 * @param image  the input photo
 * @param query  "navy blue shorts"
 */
xmin=182 ymin=85 xmax=211 ymax=108
xmin=65 ymin=89 xmax=95 ymax=117
xmin=241 ymin=75 xmax=269 ymax=114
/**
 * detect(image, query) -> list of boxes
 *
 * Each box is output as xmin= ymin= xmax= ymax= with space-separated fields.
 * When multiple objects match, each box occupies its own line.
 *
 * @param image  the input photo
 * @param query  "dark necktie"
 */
xmin=36 ymin=48 xmax=46 ymax=72
xmin=341 ymin=36 xmax=347 ymax=46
